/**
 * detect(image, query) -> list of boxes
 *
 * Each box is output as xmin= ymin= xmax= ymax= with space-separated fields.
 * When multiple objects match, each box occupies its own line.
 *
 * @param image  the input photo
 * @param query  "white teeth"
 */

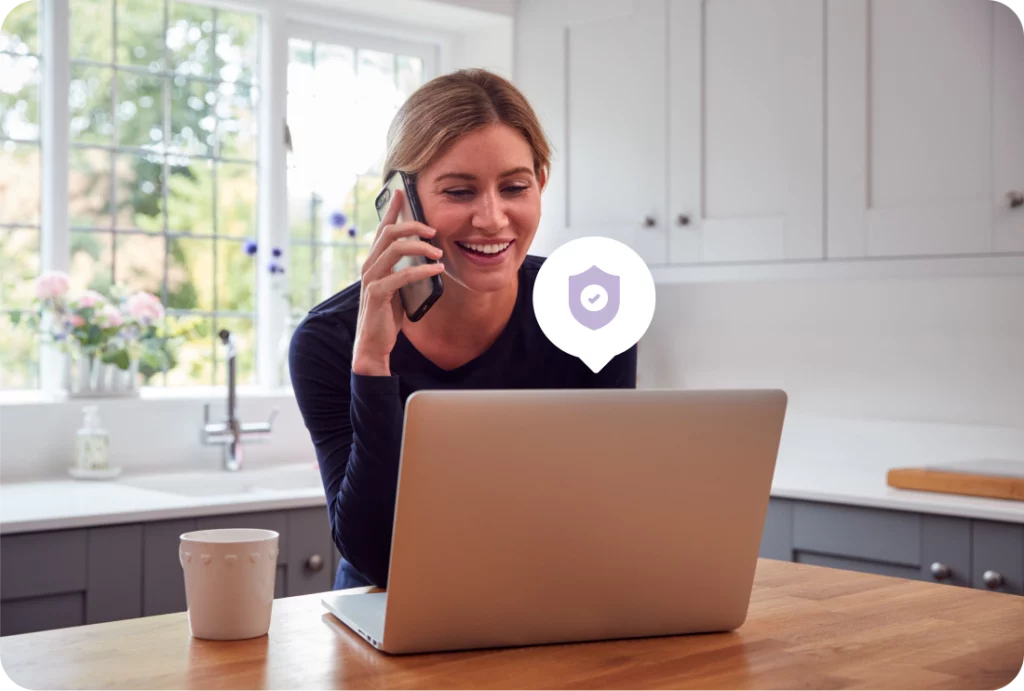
xmin=460 ymin=241 xmax=511 ymax=255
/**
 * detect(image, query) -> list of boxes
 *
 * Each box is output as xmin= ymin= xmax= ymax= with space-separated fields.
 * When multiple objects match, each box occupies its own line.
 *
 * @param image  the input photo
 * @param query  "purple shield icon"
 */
xmin=569 ymin=265 xmax=620 ymax=331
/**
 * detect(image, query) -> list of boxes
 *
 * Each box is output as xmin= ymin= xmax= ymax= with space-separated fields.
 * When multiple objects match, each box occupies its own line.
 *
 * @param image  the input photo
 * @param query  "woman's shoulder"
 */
xmin=519 ymin=254 xmax=546 ymax=285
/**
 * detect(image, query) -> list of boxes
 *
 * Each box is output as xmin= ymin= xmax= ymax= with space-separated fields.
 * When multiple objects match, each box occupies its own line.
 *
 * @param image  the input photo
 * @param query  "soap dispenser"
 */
xmin=75 ymin=405 xmax=110 ymax=472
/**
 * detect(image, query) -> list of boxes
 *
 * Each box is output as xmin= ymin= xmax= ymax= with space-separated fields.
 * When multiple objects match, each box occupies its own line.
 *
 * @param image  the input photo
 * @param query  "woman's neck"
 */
xmin=402 ymin=274 xmax=520 ymax=362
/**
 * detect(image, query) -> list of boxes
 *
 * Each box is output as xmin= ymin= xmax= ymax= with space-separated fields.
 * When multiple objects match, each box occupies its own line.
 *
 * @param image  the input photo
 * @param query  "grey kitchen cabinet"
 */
xmin=142 ymin=518 xmax=197 ymax=616
xmin=758 ymin=498 xmax=1020 ymax=593
xmin=286 ymin=507 xmax=335 ymax=596
xmin=0 ymin=529 xmax=88 ymax=636
xmin=971 ymin=520 xmax=1024 ymax=595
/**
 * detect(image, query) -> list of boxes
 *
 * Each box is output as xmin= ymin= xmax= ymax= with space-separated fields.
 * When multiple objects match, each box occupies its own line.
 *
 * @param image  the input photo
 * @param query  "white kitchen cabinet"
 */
xmin=827 ymin=0 xmax=1024 ymax=258
xmin=519 ymin=0 xmax=1023 ymax=273
xmin=669 ymin=0 xmax=825 ymax=264
xmin=518 ymin=0 xmax=825 ymax=265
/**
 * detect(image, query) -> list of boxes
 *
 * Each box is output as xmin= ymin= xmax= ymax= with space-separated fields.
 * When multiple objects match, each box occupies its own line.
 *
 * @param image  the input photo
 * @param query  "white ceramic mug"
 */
xmin=179 ymin=528 xmax=279 ymax=640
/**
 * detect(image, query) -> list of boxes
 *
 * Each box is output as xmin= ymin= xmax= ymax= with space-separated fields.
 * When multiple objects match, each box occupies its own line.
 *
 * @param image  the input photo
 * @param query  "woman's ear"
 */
xmin=537 ymin=167 xmax=548 ymax=193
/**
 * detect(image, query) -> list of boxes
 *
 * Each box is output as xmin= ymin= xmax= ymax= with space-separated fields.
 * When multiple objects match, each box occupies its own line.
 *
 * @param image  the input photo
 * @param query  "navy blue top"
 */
xmin=289 ymin=255 xmax=637 ymax=589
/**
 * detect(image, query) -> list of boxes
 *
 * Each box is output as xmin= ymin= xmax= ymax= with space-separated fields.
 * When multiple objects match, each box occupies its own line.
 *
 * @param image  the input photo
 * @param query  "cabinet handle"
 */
xmin=930 ymin=562 xmax=951 ymax=581
xmin=306 ymin=554 xmax=324 ymax=572
xmin=643 ymin=216 xmax=657 ymax=227
xmin=676 ymin=213 xmax=690 ymax=226
xmin=1008 ymin=191 xmax=1024 ymax=209
xmin=982 ymin=570 xmax=1004 ymax=589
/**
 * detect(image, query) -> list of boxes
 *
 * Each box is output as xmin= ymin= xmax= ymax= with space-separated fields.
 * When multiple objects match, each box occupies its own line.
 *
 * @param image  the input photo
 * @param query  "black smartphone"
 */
xmin=374 ymin=171 xmax=444 ymax=322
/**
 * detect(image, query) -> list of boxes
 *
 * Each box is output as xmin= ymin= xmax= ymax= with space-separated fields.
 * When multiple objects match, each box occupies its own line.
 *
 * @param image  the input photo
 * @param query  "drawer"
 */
xmin=1 ymin=592 xmax=85 ymax=636
xmin=793 ymin=502 xmax=920 ymax=567
xmin=0 ymin=530 xmax=88 ymax=600
xmin=795 ymin=551 xmax=921 ymax=581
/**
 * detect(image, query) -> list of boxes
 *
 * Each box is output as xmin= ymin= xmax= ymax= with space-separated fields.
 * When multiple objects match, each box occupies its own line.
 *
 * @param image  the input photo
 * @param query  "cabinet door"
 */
xmin=0 ymin=530 xmax=88 ymax=636
xmin=563 ymin=0 xmax=670 ymax=264
xmin=86 ymin=524 xmax=143 ymax=624
xmin=759 ymin=497 xmax=794 ymax=561
xmin=142 ymin=519 xmax=196 ymax=616
xmin=287 ymin=508 xmax=335 ymax=596
xmin=828 ymin=0 xmax=1024 ymax=258
xmin=971 ymin=520 xmax=1024 ymax=595
xmin=669 ymin=0 xmax=824 ymax=264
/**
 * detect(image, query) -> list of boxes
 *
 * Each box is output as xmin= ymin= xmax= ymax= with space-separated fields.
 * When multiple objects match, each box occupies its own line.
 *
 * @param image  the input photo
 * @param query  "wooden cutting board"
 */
xmin=887 ymin=459 xmax=1024 ymax=501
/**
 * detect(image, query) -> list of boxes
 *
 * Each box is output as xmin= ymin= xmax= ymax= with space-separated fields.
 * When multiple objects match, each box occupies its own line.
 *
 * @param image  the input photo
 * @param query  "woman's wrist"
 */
xmin=352 ymin=354 xmax=391 ymax=377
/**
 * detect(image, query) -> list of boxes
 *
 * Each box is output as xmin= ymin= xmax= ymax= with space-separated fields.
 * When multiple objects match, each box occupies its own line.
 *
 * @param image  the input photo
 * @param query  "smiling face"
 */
xmin=416 ymin=123 xmax=546 ymax=294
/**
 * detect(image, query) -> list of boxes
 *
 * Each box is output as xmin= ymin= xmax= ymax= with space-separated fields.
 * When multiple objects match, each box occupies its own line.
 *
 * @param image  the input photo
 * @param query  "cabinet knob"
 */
xmin=1008 ymin=191 xmax=1024 ymax=209
xmin=930 ymin=562 xmax=951 ymax=581
xmin=643 ymin=216 xmax=657 ymax=227
xmin=982 ymin=570 xmax=1004 ymax=589
xmin=676 ymin=213 xmax=690 ymax=226
xmin=306 ymin=554 xmax=324 ymax=572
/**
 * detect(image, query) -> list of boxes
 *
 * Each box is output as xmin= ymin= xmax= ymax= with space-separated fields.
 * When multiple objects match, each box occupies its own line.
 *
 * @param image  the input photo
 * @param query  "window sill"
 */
xmin=0 ymin=385 xmax=296 ymax=407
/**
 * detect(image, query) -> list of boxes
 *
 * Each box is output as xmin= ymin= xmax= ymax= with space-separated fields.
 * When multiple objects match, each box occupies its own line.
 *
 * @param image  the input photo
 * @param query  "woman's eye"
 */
xmin=504 ymin=185 xmax=529 ymax=195
xmin=444 ymin=190 xmax=472 ymax=199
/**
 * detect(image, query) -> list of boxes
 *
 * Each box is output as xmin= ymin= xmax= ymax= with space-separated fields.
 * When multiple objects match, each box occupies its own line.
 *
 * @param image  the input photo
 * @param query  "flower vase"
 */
xmin=65 ymin=353 xmax=140 ymax=399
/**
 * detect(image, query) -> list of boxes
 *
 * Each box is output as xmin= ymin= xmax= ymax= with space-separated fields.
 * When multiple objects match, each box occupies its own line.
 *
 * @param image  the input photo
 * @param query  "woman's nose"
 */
xmin=471 ymin=189 xmax=509 ymax=231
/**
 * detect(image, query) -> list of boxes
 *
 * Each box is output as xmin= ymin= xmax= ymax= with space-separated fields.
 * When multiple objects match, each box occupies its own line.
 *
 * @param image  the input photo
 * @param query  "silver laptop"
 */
xmin=322 ymin=388 xmax=787 ymax=654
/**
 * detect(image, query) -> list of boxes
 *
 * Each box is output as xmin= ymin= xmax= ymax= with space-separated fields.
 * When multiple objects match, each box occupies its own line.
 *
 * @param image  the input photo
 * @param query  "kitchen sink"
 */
xmin=118 ymin=464 xmax=323 ymax=497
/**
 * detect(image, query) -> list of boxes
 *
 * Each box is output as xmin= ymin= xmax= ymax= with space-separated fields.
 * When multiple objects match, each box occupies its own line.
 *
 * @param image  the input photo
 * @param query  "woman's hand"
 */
xmin=351 ymin=188 xmax=444 ymax=376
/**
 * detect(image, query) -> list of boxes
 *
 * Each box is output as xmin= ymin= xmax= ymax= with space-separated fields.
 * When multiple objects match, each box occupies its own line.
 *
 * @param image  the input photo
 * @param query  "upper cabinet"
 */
xmin=828 ymin=0 xmax=1024 ymax=258
xmin=517 ymin=0 xmax=1024 ymax=270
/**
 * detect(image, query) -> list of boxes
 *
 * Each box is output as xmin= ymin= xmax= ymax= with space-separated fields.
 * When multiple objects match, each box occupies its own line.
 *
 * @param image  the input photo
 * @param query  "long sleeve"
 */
xmin=589 ymin=344 xmax=638 ymax=389
xmin=289 ymin=319 xmax=403 ymax=587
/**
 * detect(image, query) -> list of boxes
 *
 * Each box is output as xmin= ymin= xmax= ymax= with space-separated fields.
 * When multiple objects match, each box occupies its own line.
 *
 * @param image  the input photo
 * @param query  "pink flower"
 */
xmin=125 ymin=291 xmax=164 ymax=324
xmin=36 ymin=271 xmax=70 ymax=300
xmin=75 ymin=290 xmax=106 ymax=309
xmin=98 ymin=304 xmax=123 ymax=328
xmin=69 ymin=315 xmax=85 ymax=328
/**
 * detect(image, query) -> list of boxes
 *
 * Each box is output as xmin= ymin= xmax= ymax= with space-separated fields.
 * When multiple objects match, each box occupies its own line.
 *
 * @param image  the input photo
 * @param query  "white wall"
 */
xmin=449 ymin=18 xmax=514 ymax=78
xmin=637 ymin=275 xmax=1024 ymax=429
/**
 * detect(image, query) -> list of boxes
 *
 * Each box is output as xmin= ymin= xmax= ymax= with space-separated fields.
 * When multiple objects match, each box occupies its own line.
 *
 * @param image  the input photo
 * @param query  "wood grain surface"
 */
xmin=2 ymin=559 xmax=1022 ymax=690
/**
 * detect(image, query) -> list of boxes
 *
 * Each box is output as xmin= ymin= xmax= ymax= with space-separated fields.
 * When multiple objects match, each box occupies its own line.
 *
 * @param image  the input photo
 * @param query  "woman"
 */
xmin=290 ymin=68 xmax=637 ymax=590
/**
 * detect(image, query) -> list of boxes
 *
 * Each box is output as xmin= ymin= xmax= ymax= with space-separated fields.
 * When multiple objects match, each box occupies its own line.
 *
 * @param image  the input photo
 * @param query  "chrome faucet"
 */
xmin=202 ymin=329 xmax=278 ymax=471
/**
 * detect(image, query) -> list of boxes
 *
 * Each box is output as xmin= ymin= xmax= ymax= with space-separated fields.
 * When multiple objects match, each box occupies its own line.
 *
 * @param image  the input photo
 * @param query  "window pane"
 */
xmin=70 ymin=0 xmax=113 ymax=63
xmin=0 ymin=313 xmax=39 ymax=390
xmin=396 ymin=55 xmax=422 ymax=102
xmin=114 ymin=232 xmax=165 ymax=295
xmin=331 ymin=244 xmax=362 ymax=292
xmin=0 ymin=0 xmax=38 ymax=55
xmin=69 ymin=230 xmax=114 ymax=294
xmin=216 ymin=238 xmax=255 ymax=312
xmin=356 ymin=49 xmax=397 ymax=106
xmin=167 ymin=157 xmax=213 ymax=234
xmin=166 ymin=314 xmax=213 ymax=386
xmin=115 ymin=153 xmax=165 ymax=230
xmin=69 ymin=65 xmax=114 ymax=145
xmin=315 ymin=43 xmax=355 ymax=94
xmin=287 ymin=169 xmax=314 ymax=241
xmin=116 ymin=0 xmax=166 ymax=71
xmin=217 ymin=162 xmax=256 ymax=237
xmin=0 ymin=141 xmax=40 ymax=225
xmin=217 ymin=81 xmax=257 ymax=160
xmin=69 ymin=147 xmax=113 ymax=228
xmin=170 ymin=76 xmax=215 ymax=156
xmin=167 ymin=236 xmax=211 ymax=310
xmin=168 ymin=1 xmax=214 ymax=77
xmin=216 ymin=11 xmax=259 ymax=84
xmin=213 ymin=316 xmax=254 ymax=385
xmin=288 ymin=243 xmax=317 ymax=313
xmin=0 ymin=227 xmax=39 ymax=308
xmin=117 ymin=72 xmax=165 ymax=149
xmin=0 ymin=54 xmax=40 ymax=140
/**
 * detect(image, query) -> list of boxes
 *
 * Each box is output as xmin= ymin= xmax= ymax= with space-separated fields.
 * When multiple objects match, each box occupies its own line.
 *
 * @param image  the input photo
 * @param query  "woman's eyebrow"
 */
xmin=434 ymin=167 xmax=534 ymax=183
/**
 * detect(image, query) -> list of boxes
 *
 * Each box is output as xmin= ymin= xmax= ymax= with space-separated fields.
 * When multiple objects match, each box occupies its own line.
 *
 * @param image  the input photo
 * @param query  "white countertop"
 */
xmin=1 ymin=414 xmax=1021 ymax=535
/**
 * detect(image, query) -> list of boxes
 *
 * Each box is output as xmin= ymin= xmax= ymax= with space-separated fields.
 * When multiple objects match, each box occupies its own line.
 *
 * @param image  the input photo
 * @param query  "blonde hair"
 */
xmin=382 ymin=68 xmax=551 ymax=185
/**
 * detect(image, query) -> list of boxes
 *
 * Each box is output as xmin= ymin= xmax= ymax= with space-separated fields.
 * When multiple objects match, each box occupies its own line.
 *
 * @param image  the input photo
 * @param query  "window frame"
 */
xmin=3 ymin=0 xmax=444 ymax=396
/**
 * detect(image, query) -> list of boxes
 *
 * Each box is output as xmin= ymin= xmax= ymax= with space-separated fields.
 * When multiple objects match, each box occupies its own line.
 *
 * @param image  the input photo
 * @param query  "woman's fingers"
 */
xmin=362 ymin=222 xmax=438 ymax=274
xmin=363 ymin=238 xmax=442 ymax=282
xmin=362 ymin=262 xmax=445 ymax=306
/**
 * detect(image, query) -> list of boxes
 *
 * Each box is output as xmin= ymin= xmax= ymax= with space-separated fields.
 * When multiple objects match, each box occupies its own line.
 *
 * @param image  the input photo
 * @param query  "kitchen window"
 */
xmin=0 ymin=0 xmax=42 ymax=389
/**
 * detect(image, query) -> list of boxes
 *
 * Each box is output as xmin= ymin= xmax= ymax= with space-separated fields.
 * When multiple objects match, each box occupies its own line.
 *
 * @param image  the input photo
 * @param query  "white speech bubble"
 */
xmin=533 ymin=237 xmax=656 ymax=373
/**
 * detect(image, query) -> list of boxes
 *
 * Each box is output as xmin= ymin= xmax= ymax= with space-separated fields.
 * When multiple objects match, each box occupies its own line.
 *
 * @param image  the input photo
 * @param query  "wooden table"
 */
xmin=2 ymin=560 xmax=1022 ymax=690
